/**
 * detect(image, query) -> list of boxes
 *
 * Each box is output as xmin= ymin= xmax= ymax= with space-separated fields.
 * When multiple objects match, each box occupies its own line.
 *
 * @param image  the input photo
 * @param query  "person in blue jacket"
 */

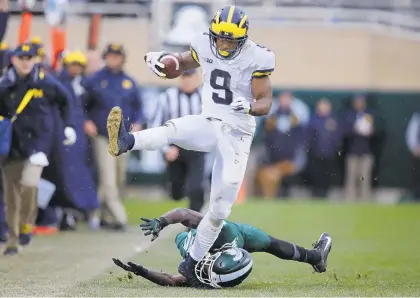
xmin=307 ymin=99 xmax=342 ymax=198
xmin=41 ymin=50 xmax=99 ymax=231
xmin=0 ymin=43 xmax=76 ymax=256
xmin=83 ymin=43 xmax=144 ymax=230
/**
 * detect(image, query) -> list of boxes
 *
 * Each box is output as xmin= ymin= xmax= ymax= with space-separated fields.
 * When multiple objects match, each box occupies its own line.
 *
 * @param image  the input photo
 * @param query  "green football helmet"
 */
xmin=194 ymin=247 xmax=253 ymax=288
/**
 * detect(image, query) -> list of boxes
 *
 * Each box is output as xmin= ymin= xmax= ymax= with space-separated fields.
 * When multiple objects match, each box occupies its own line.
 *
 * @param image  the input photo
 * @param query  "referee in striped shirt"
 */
xmin=152 ymin=68 xmax=205 ymax=212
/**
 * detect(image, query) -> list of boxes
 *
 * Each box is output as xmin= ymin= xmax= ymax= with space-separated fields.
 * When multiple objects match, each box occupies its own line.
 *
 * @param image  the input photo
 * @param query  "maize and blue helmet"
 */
xmin=209 ymin=5 xmax=249 ymax=60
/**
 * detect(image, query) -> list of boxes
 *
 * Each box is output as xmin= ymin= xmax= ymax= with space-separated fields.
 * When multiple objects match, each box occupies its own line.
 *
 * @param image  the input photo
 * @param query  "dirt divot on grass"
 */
xmin=0 ymin=225 xmax=181 ymax=296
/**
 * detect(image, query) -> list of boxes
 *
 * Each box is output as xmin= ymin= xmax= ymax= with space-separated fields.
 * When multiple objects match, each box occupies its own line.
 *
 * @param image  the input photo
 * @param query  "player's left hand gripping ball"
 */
xmin=231 ymin=97 xmax=251 ymax=114
xmin=144 ymin=51 xmax=167 ymax=79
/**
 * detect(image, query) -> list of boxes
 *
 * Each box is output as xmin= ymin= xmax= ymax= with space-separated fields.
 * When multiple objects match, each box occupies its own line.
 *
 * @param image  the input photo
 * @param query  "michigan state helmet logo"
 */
xmin=209 ymin=5 xmax=249 ymax=60
xmin=195 ymin=247 xmax=253 ymax=288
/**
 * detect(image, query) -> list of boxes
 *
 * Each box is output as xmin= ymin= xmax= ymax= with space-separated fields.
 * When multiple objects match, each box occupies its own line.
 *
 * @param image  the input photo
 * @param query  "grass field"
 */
xmin=2 ymin=199 xmax=420 ymax=296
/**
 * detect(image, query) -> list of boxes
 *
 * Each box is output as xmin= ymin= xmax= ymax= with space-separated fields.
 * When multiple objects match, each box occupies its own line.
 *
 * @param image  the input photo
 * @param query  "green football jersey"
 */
xmin=175 ymin=220 xmax=270 ymax=258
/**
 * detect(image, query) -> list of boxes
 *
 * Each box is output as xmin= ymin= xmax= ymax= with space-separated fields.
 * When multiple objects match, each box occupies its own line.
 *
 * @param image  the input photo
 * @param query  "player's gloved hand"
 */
xmin=144 ymin=51 xmax=168 ymax=79
xmin=140 ymin=217 xmax=168 ymax=241
xmin=112 ymin=258 xmax=148 ymax=277
xmin=231 ymin=97 xmax=252 ymax=114
xmin=63 ymin=126 xmax=77 ymax=146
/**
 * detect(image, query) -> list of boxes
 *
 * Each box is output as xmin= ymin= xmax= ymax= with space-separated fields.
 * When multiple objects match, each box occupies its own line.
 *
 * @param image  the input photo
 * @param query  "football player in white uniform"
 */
xmin=106 ymin=5 xmax=332 ymax=287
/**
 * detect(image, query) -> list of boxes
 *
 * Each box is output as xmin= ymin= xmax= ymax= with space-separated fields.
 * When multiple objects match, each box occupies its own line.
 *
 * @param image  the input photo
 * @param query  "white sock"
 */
xmin=131 ymin=124 xmax=175 ymax=151
xmin=189 ymin=211 xmax=223 ymax=261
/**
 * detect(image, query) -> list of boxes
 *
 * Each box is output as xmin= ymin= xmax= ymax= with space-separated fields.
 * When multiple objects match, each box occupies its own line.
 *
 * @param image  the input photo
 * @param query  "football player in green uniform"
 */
xmin=112 ymin=208 xmax=332 ymax=288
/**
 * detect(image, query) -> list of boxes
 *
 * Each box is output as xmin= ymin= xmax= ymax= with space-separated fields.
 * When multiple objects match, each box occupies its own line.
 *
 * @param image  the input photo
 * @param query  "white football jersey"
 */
xmin=190 ymin=32 xmax=276 ymax=134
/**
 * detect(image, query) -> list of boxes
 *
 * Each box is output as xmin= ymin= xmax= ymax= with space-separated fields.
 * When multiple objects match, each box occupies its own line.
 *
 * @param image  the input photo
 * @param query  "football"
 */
xmin=159 ymin=54 xmax=182 ymax=79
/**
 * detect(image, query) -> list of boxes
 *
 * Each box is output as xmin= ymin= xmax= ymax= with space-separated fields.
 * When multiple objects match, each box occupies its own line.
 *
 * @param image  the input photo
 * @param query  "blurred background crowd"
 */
xmin=1 ymin=0 xmax=420 ymax=249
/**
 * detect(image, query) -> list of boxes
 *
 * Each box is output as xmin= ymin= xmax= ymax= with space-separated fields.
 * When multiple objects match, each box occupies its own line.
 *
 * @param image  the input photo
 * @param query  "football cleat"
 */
xmin=312 ymin=232 xmax=332 ymax=273
xmin=178 ymin=254 xmax=211 ymax=289
xmin=107 ymin=106 xmax=134 ymax=156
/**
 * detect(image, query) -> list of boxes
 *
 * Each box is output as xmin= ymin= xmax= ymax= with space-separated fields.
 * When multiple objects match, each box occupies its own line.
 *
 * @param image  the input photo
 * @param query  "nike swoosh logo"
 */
xmin=324 ymin=236 xmax=332 ymax=251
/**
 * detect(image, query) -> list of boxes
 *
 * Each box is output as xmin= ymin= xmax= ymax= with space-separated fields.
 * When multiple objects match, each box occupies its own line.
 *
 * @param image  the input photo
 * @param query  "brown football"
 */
xmin=159 ymin=54 xmax=183 ymax=79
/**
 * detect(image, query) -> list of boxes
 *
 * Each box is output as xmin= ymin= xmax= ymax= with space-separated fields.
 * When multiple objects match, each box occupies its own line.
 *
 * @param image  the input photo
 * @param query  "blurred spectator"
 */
xmin=44 ymin=51 xmax=98 ymax=231
xmin=405 ymin=111 xmax=420 ymax=202
xmin=83 ymin=43 xmax=144 ymax=231
xmin=343 ymin=94 xmax=375 ymax=201
xmin=0 ymin=43 xmax=75 ymax=255
xmin=256 ymin=91 xmax=307 ymax=198
xmin=307 ymin=99 xmax=342 ymax=198
xmin=153 ymin=68 xmax=205 ymax=212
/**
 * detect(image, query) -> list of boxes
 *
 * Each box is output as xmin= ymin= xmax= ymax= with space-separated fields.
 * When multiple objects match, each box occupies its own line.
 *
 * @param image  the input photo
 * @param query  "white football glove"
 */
xmin=63 ymin=126 xmax=76 ymax=146
xmin=231 ymin=97 xmax=252 ymax=114
xmin=144 ymin=51 xmax=167 ymax=79
xmin=29 ymin=152 xmax=49 ymax=167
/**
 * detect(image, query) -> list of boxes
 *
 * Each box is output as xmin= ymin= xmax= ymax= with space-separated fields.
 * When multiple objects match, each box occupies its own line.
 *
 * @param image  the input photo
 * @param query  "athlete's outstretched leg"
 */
xmin=264 ymin=233 xmax=332 ymax=273
xmin=107 ymin=107 xmax=216 ymax=156
xmin=107 ymin=107 xmax=176 ymax=156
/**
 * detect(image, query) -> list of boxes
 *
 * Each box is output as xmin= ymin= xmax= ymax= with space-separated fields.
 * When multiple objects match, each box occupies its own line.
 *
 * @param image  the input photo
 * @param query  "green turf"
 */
xmin=68 ymin=200 xmax=420 ymax=296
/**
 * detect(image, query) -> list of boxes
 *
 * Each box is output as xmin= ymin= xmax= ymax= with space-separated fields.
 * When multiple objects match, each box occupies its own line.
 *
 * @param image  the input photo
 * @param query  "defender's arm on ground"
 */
xmin=112 ymin=258 xmax=189 ymax=287
xmin=161 ymin=208 xmax=203 ymax=229
xmin=140 ymin=208 xmax=203 ymax=240
xmin=142 ymin=271 xmax=189 ymax=287
xmin=250 ymin=76 xmax=273 ymax=116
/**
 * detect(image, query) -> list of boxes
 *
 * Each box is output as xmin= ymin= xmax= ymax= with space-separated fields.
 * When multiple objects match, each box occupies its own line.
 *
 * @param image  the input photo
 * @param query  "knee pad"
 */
xmin=209 ymin=199 xmax=232 ymax=220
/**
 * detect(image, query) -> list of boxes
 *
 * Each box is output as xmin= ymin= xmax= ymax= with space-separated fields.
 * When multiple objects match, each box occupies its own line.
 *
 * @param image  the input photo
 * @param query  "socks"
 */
xmin=189 ymin=211 xmax=223 ymax=261
xmin=266 ymin=236 xmax=321 ymax=265
xmin=131 ymin=124 xmax=175 ymax=151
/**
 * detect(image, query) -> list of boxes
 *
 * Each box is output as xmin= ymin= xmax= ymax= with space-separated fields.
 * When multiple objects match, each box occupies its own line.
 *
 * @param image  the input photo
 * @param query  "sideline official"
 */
xmin=0 ymin=43 xmax=75 ymax=256
xmin=153 ymin=68 xmax=204 ymax=212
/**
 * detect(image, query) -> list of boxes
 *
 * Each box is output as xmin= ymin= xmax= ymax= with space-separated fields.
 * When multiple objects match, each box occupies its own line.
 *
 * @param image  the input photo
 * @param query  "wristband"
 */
xmin=158 ymin=217 xmax=169 ymax=229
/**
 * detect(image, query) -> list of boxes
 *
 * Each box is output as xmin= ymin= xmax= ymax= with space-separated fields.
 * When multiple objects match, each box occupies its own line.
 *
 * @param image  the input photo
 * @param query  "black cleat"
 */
xmin=312 ymin=232 xmax=332 ymax=273
xmin=107 ymin=106 xmax=133 ymax=156
xmin=178 ymin=254 xmax=211 ymax=289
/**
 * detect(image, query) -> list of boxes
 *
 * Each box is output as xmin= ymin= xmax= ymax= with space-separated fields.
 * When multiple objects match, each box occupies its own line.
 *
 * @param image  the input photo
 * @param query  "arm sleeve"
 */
xmin=252 ymin=49 xmax=276 ymax=79
xmin=406 ymin=113 xmax=420 ymax=152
